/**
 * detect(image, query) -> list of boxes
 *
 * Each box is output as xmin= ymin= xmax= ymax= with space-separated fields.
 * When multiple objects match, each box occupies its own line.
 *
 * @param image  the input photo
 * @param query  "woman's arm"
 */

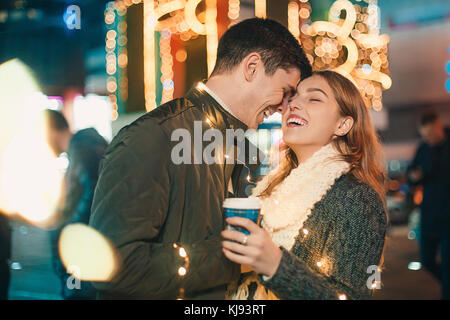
xmin=258 ymin=184 xmax=387 ymax=300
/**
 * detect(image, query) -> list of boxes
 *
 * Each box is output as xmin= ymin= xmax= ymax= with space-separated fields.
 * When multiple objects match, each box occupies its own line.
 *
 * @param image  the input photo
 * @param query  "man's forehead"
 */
xmin=276 ymin=68 xmax=300 ymax=86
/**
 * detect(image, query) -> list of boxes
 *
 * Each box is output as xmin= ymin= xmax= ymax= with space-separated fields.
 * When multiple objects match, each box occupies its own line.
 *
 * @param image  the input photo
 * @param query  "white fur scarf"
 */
xmin=230 ymin=143 xmax=351 ymax=300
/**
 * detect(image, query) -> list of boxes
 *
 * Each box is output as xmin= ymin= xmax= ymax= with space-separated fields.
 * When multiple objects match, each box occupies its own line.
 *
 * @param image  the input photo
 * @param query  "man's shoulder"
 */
xmin=117 ymin=98 xmax=199 ymax=136
xmin=106 ymin=97 xmax=200 ymax=155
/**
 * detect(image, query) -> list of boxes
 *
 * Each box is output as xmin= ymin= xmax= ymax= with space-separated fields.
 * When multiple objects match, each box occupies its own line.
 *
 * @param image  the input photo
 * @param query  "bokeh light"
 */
xmin=58 ymin=223 xmax=119 ymax=282
xmin=0 ymin=59 xmax=64 ymax=227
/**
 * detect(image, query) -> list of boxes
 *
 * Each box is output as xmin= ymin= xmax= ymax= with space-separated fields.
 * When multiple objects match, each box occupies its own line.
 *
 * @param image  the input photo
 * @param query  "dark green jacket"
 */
xmin=258 ymin=174 xmax=387 ymax=300
xmin=89 ymin=86 xmax=262 ymax=299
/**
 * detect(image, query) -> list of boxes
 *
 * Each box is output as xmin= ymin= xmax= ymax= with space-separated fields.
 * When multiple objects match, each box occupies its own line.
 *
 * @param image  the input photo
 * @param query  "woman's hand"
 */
xmin=221 ymin=217 xmax=282 ymax=278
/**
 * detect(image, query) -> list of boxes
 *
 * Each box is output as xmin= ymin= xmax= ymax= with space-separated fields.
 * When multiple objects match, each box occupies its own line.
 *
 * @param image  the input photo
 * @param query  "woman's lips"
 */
xmin=286 ymin=114 xmax=308 ymax=128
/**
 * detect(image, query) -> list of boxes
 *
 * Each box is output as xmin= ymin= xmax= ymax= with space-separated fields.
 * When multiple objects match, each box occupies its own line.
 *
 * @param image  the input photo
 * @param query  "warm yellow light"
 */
xmin=299 ymin=7 xmax=310 ymax=19
xmin=111 ymin=110 xmax=119 ymax=121
xmin=179 ymin=247 xmax=187 ymax=258
xmin=175 ymin=49 xmax=187 ymax=62
xmin=228 ymin=0 xmax=240 ymax=20
xmin=107 ymin=79 xmax=117 ymax=93
xmin=185 ymin=0 xmax=206 ymax=35
xmin=288 ymin=1 xmax=300 ymax=40
xmin=0 ymin=59 xmax=64 ymax=226
xmin=144 ymin=0 xmax=157 ymax=111
xmin=255 ymin=0 xmax=266 ymax=18
xmin=106 ymin=29 xmax=117 ymax=39
xmin=178 ymin=266 xmax=187 ymax=276
xmin=118 ymin=53 xmax=128 ymax=68
xmin=159 ymin=30 xmax=174 ymax=104
xmin=205 ymin=0 xmax=218 ymax=76
xmin=105 ymin=11 xmax=115 ymax=24
xmin=59 ymin=223 xmax=119 ymax=281
xmin=339 ymin=294 xmax=347 ymax=300
xmin=302 ymin=228 xmax=309 ymax=235
xmin=316 ymin=261 xmax=323 ymax=267
xmin=154 ymin=0 xmax=185 ymax=31
xmin=106 ymin=39 xmax=116 ymax=49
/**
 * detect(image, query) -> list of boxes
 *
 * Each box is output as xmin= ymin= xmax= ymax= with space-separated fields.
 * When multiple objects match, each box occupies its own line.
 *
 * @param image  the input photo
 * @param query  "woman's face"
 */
xmin=282 ymin=75 xmax=349 ymax=151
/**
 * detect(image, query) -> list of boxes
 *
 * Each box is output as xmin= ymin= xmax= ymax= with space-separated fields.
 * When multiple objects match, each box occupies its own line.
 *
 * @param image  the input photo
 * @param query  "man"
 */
xmin=408 ymin=111 xmax=450 ymax=299
xmin=44 ymin=109 xmax=108 ymax=299
xmin=89 ymin=18 xmax=312 ymax=299
xmin=0 ymin=211 xmax=11 ymax=300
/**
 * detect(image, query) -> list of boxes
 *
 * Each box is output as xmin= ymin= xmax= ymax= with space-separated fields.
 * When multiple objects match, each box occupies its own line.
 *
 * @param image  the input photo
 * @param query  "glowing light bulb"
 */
xmin=339 ymin=294 xmax=347 ymax=300
xmin=303 ymin=228 xmax=309 ymax=235
xmin=316 ymin=261 xmax=323 ymax=267
xmin=179 ymin=247 xmax=187 ymax=258
xmin=178 ymin=266 xmax=187 ymax=276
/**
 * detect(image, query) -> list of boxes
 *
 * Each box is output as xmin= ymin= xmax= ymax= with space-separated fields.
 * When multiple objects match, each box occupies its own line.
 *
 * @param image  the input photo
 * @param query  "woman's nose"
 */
xmin=289 ymin=102 xmax=302 ymax=111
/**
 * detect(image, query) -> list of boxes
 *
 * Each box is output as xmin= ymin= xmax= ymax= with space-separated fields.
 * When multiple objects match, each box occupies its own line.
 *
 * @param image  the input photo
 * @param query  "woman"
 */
xmin=221 ymin=70 xmax=388 ymax=300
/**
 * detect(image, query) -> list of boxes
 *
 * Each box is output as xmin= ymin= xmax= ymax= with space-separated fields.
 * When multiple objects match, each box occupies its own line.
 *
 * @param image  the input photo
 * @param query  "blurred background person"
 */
xmin=407 ymin=111 xmax=450 ymax=300
xmin=43 ymin=109 xmax=108 ymax=300
xmin=0 ymin=210 xmax=11 ymax=300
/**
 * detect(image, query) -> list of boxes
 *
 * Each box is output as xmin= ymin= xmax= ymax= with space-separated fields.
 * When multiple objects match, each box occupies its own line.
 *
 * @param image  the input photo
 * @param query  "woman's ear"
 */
xmin=335 ymin=116 xmax=354 ymax=136
xmin=242 ymin=53 xmax=261 ymax=82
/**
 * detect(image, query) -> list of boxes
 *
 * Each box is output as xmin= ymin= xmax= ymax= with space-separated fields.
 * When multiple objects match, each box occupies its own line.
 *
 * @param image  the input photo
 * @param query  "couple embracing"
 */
xmin=89 ymin=18 xmax=387 ymax=300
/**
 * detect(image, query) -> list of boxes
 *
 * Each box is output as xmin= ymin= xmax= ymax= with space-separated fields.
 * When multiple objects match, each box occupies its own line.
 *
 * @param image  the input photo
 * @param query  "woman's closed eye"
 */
xmin=309 ymin=98 xmax=322 ymax=102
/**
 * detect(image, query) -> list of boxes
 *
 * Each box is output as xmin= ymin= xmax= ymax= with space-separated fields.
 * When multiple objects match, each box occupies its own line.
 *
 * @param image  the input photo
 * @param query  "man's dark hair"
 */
xmin=211 ymin=18 xmax=312 ymax=79
xmin=44 ymin=109 xmax=69 ymax=131
xmin=420 ymin=111 xmax=439 ymax=127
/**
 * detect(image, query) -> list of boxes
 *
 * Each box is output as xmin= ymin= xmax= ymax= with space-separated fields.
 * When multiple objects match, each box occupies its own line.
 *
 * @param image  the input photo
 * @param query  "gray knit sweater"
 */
xmin=257 ymin=174 xmax=387 ymax=300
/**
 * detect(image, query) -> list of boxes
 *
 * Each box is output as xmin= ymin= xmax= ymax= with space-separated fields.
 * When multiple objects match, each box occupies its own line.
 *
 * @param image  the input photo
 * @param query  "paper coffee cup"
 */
xmin=223 ymin=197 xmax=261 ymax=235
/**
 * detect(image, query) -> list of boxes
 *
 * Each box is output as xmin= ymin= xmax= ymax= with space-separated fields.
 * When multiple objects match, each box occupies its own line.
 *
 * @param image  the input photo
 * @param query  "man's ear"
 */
xmin=335 ymin=116 xmax=354 ymax=136
xmin=242 ymin=52 xmax=262 ymax=82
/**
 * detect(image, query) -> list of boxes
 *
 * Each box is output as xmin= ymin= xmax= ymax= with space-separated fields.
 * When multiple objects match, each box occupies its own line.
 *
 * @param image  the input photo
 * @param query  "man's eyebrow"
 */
xmin=306 ymin=87 xmax=328 ymax=97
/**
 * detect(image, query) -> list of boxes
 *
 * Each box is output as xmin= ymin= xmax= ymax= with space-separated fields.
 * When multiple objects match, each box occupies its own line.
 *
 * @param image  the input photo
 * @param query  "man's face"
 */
xmin=246 ymin=67 xmax=300 ymax=129
xmin=419 ymin=120 xmax=445 ymax=146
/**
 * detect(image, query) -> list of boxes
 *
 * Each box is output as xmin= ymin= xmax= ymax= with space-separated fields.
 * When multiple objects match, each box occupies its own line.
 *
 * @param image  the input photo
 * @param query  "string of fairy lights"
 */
xmin=105 ymin=0 xmax=390 ymax=118
xmin=104 ymin=0 xmax=386 ymax=299
xmin=228 ymin=0 xmax=240 ymax=26
xmin=159 ymin=29 xmax=175 ymax=104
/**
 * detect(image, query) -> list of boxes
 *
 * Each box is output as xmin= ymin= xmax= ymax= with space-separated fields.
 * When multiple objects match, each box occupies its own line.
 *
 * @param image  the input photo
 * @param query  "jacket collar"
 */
xmin=186 ymin=83 xmax=248 ymax=132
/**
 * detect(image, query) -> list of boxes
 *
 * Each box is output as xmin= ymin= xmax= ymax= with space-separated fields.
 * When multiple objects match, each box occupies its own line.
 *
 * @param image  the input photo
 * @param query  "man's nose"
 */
xmin=276 ymin=98 xmax=290 ymax=114
xmin=276 ymin=104 xmax=286 ymax=114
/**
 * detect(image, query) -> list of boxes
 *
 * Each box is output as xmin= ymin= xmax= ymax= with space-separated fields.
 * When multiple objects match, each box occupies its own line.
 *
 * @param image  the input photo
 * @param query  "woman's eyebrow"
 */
xmin=306 ymin=87 xmax=328 ymax=97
